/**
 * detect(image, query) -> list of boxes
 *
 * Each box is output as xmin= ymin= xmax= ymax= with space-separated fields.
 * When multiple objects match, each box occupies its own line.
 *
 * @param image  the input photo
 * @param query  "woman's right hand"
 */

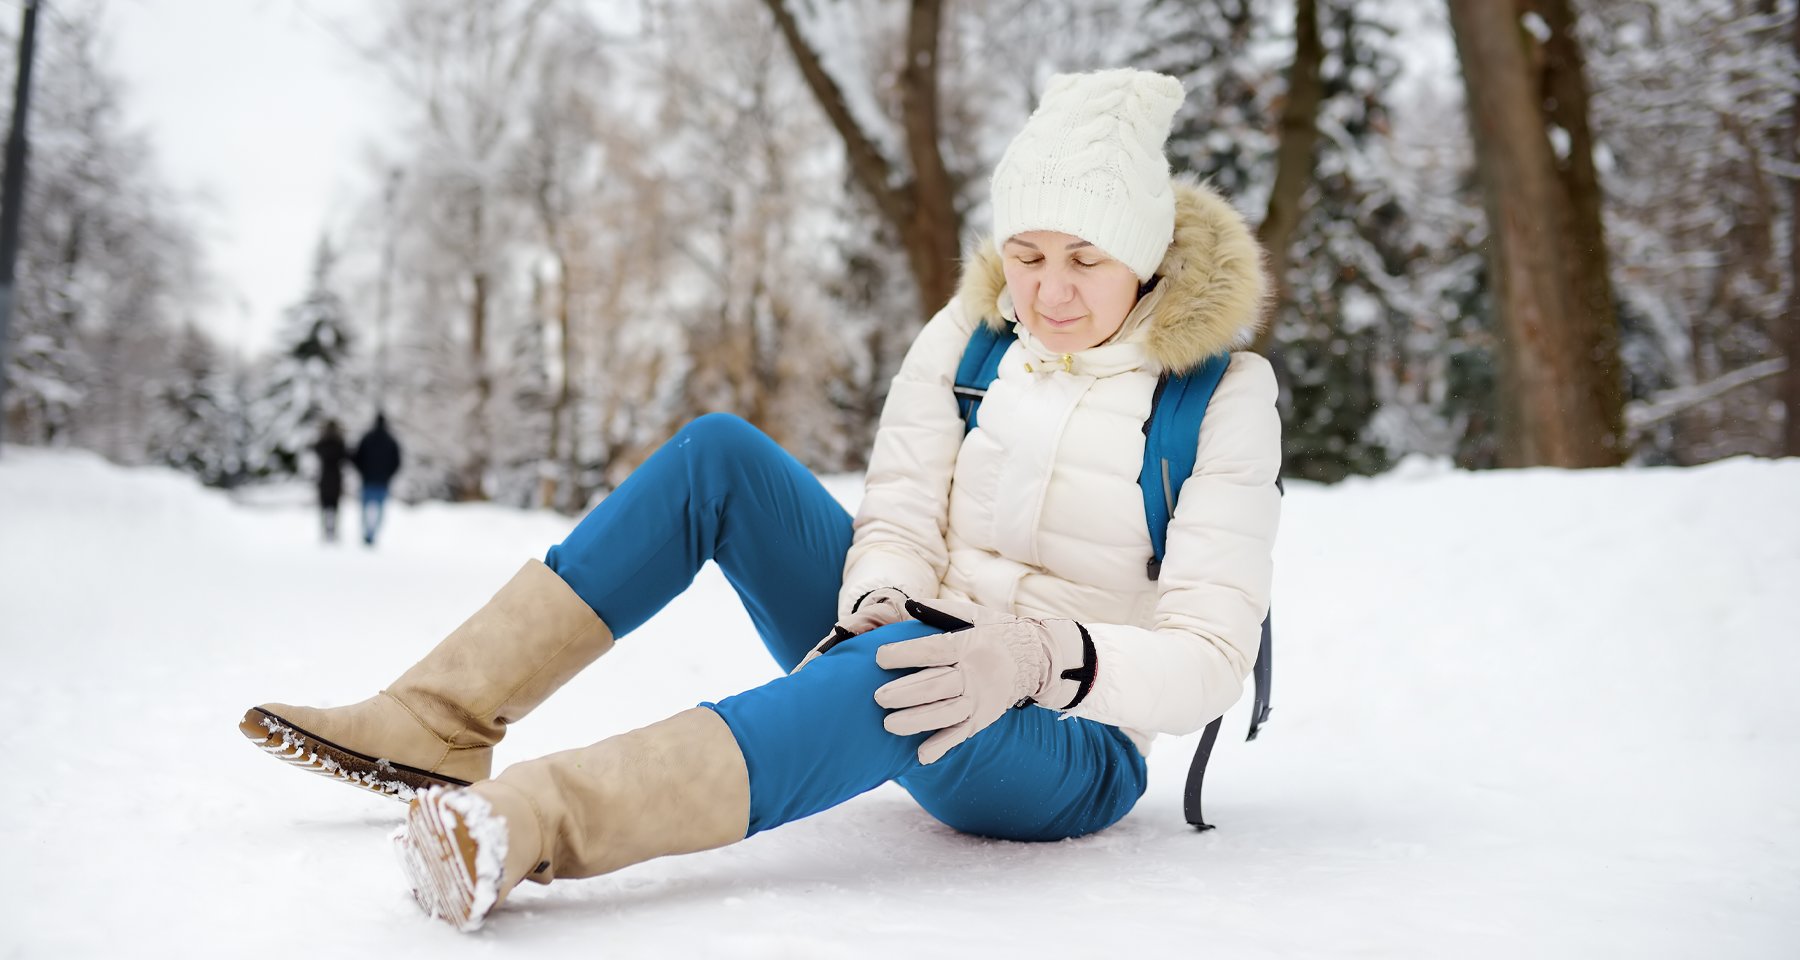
xmin=791 ymin=587 xmax=911 ymax=673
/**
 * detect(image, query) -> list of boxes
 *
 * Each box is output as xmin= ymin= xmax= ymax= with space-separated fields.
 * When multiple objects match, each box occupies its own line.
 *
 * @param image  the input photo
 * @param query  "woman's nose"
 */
xmin=1039 ymin=269 xmax=1076 ymax=305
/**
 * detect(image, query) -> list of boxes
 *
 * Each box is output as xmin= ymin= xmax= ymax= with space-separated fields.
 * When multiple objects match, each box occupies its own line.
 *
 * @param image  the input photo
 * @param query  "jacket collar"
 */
xmin=956 ymin=176 xmax=1269 ymax=376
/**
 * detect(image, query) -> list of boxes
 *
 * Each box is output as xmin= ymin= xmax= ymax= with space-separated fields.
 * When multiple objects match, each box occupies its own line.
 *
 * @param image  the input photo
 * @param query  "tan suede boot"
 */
xmin=240 ymin=559 xmax=614 ymax=800
xmin=392 ymin=708 xmax=750 ymax=931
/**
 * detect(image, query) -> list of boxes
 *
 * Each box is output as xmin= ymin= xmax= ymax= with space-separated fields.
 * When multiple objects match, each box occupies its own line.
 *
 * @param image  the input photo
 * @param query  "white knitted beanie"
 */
xmin=990 ymin=69 xmax=1186 ymax=281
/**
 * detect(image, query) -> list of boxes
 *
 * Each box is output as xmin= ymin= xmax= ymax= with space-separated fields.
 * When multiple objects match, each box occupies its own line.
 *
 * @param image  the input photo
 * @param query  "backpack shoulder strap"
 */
xmin=1139 ymin=351 xmax=1232 ymax=579
xmin=953 ymin=323 xmax=1015 ymax=432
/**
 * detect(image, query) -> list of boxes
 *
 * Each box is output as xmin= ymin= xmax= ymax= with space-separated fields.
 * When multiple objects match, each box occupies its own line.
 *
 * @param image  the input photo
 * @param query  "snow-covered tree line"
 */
xmin=319 ymin=0 xmax=955 ymax=506
xmin=2 ymin=0 xmax=1794 ymax=501
xmin=0 ymin=3 xmax=365 ymax=488
xmin=0 ymin=3 xmax=211 ymax=472
xmin=334 ymin=0 xmax=1793 ymax=504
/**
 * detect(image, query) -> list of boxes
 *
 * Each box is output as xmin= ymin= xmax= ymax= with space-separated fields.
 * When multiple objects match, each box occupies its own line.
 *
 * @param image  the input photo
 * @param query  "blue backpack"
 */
xmin=953 ymin=323 xmax=1275 ymax=831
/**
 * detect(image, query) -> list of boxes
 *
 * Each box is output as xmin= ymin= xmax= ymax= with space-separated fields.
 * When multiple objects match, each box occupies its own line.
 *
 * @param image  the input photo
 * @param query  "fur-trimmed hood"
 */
xmin=955 ymin=175 xmax=1268 ymax=375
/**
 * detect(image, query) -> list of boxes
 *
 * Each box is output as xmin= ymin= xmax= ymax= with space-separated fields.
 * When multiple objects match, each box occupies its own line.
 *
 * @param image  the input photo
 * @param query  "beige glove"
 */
xmin=872 ymin=598 xmax=1096 ymax=764
xmin=791 ymin=587 xmax=911 ymax=673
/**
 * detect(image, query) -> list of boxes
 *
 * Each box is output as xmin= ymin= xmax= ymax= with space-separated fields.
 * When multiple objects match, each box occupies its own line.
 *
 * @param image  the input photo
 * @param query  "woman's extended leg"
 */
xmin=397 ymin=620 xmax=1147 ymax=930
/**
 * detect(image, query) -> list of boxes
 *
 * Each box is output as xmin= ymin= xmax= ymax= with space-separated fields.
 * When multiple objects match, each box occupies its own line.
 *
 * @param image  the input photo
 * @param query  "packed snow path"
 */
xmin=2 ymin=449 xmax=1795 ymax=958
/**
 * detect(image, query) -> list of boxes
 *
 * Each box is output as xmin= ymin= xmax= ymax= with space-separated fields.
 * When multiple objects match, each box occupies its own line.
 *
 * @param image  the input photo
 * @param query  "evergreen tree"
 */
xmin=1139 ymin=0 xmax=1458 ymax=481
xmin=250 ymin=237 xmax=359 ymax=478
xmin=149 ymin=324 xmax=238 ymax=486
xmin=3 ymin=313 xmax=88 ymax=446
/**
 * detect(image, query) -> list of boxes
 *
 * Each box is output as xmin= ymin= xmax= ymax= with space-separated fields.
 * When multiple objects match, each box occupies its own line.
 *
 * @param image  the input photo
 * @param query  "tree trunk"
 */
xmin=761 ymin=0 xmax=960 ymax=315
xmin=1251 ymin=0 xmax=1323 ymax=355
xmin=1530 ymin=0 xmax=1626 ymax=463
xmin=539 ymin=250 xmax=574 ymax=510
xmin=1785 ymin=5 xmax=1800 ymax=456
xmin=466 ymin=267 xmax=491 ymax=500
xmin=1447 ymin=0 xmax=1621 ymax=467
xmin=897 ymin=0 xmax=959 ymax=312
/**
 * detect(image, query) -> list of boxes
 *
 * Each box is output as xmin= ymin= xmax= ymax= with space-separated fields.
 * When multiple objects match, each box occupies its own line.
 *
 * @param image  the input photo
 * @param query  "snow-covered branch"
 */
xmin=1625 ymin=357 xmax=1789 ymax=432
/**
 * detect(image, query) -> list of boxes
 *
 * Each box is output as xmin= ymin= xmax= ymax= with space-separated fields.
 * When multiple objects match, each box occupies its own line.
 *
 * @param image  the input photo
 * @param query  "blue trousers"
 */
xmin=544 ymin=414 xmax=1147 ymax=842
xmin=360 ymin=485 xmax=389 ymax=545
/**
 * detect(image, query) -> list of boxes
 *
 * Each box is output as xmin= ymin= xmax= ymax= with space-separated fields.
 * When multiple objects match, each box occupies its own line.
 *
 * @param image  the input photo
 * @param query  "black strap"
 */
xmin=1249 ymin=611 xmax=1272 ymax=740
xmin=1183 ymin=715 xmax=1223 ymax=831
xmin=1183 ymin=611 xmax=1273 ymax=830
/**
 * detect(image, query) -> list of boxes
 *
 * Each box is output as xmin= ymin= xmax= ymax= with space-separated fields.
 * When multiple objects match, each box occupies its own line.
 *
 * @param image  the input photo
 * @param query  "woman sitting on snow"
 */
xmin=241 ymin=68 xmax=1281 ymax=931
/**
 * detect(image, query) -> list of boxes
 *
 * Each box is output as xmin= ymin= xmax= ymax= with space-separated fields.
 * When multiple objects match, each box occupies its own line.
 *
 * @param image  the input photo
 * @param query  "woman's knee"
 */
xmin=898 ymin=711 xmax=1148 ymax=842
xmin=665 ymin=414 xmax=795 ymax=492
xmin=673 ymin=413 xmax=766 ymax=459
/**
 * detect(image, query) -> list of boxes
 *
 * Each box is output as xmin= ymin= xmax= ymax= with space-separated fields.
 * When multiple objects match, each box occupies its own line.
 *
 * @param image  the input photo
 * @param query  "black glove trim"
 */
xmin=812 ymin=625 xmax=856 ymax=658
xmin=1057 ymin=623 xmax=1098 ymax=711
xmin=902 ymin=598 xmax=974 ymax=632
xmin=852 ymin=586 xmax=908 ymax=613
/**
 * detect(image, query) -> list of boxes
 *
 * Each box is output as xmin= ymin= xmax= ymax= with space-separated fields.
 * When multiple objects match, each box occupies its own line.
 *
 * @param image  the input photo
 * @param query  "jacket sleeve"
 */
xmin=1064 ymin=351 xmax=1283 ymax=736
xmin=837 ymin=298 xmax=979 ymax=618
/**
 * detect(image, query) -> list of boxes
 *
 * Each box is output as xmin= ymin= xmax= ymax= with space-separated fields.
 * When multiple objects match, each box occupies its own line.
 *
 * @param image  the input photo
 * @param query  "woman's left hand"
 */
xmin=791 ymin=587 xmax=913 ymax=674
xmin=873 ymin=598 xmax=1096 ymax=764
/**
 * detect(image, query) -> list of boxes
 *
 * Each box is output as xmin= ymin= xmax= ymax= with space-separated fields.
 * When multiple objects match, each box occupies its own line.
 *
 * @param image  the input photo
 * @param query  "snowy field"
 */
xmin=2 ymin=447 xmax=1796 ymax=958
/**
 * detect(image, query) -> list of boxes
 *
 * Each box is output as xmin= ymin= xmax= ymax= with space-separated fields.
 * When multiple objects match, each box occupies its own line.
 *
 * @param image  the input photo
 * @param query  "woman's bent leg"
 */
xmin=241 ymin=415 xmax=833 ymax=800
xmin=706 ymin=622 xmax=1148 ymax=841
xmin=546 ymin=413 xmax=852 ymax=669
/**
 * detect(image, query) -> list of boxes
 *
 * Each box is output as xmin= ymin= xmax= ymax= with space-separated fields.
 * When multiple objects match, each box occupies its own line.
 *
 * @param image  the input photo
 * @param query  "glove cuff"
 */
xmin=1035 ymin=620 xmax=1097 ymax=710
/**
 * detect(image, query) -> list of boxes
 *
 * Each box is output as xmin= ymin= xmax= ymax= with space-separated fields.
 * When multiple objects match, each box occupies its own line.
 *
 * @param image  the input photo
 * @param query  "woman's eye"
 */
xmin=1017 ymin=257 xmax=1043 ymax=266
xmin=1074 ymin=260 xmax=1100 ymax=268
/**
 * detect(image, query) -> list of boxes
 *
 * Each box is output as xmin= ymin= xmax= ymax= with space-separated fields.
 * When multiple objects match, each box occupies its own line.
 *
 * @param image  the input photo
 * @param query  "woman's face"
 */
xmin=1001 ymin=231 xmax=1141 ymax=354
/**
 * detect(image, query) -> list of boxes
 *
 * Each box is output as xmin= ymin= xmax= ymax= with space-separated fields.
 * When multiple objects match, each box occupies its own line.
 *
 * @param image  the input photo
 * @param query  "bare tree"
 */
xmin=760 ymin=0 xmax=960 ymax=315
xmin=512 ymin=14 xmax=611 ymax=509
xmin=1527 ymin=0 xmax=1626 ymax=461
xmin=1250 ymin=0 xmax=1323 ymax=355
xmin=1786 ymin=4 xmax=1800 ymax=456
xmin=1447 ymin=0 xmax=1623 ymax=467
xmin=377 ymin=0 xmax=554 ymax=500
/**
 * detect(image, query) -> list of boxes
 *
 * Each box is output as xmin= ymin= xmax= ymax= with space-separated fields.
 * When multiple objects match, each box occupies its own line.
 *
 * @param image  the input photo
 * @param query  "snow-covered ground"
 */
xmin=2 ymin=448 xmax=1796 ymax=958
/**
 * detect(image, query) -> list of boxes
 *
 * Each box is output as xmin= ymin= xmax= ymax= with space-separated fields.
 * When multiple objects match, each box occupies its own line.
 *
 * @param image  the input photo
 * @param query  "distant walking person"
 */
xmin=353 ymin=413 xmax=402 ymax=546
xmin=313 ymin=419 xmax=348 ymax=543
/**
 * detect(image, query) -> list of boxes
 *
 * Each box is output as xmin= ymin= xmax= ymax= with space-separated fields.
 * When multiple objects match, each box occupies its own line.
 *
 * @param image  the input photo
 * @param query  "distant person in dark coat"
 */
xmin=314 ymin=419 xmax=348 ymax=543
xmin=353 ymin=413 xmax=403 ymax=546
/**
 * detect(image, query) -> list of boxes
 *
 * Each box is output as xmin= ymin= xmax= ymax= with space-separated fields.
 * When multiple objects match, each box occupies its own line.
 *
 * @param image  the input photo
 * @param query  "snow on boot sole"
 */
xmin=393 ymin=787 xmax=507 ymax=932
xmin=238 ymin=706 xmax=472 ymax=801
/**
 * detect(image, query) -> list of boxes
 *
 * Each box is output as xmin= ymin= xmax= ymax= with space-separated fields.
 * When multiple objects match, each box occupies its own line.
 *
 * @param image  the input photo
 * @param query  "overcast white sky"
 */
xmin=101 ymin=0 xmax=395 ymax=354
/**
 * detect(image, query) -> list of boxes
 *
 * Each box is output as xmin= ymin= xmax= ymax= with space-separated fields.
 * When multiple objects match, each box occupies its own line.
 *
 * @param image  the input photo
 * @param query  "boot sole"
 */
xmin=393 ymin=787 xmax=501 ymax=932
xmin=239 ymin=706 xmax=473 ymax=802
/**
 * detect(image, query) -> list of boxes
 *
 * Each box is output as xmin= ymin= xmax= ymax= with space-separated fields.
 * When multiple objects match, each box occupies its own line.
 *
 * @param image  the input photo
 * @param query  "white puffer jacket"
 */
xmin=839 ymin=178 xmax=1282 ymax=754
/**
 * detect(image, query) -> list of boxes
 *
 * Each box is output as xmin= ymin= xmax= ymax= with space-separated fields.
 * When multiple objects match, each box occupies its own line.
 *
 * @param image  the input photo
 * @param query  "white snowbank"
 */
xmin=1 ymin=447 xmax=1795 ymax=958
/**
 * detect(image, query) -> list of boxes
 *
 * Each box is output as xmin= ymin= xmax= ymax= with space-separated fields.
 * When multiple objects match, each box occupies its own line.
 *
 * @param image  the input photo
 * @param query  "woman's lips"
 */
xmin=1041 ymin=314 xmax=1082 ymax=327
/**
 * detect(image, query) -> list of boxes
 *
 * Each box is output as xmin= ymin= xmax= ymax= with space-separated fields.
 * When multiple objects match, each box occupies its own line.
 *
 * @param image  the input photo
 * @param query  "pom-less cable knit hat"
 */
xmin=989 ymin=69 xmax=1186 ymax=281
